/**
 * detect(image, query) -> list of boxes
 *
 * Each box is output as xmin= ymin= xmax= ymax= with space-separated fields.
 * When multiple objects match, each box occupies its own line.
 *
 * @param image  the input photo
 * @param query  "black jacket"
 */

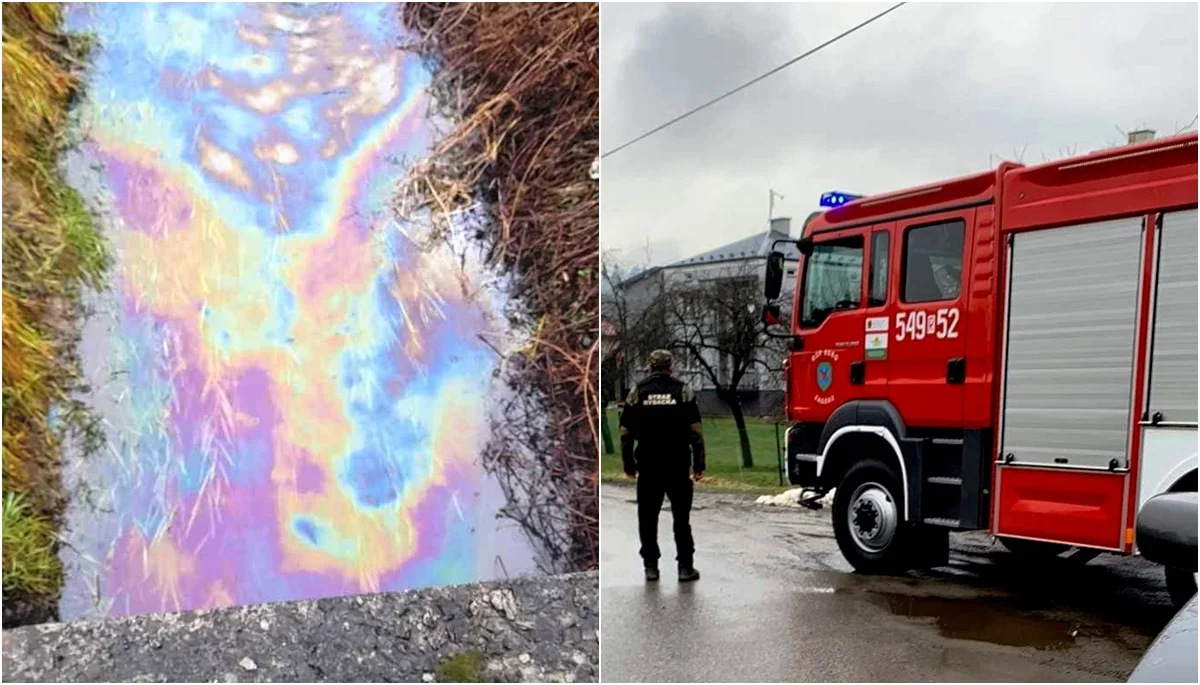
xmin=619 ymin=372 xmax=706 ymax=478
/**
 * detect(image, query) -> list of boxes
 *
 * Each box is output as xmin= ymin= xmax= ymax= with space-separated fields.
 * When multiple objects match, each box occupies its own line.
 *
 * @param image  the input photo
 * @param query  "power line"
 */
xmin=600 ymin=2 xmax=906 ymax=159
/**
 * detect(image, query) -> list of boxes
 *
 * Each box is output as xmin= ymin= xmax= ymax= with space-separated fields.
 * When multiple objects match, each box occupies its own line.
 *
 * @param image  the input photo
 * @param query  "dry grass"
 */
xmin=1 ymin=2 xmax=107 ymax=617
xmin=397 ymin=3 xmax=599 ymax=572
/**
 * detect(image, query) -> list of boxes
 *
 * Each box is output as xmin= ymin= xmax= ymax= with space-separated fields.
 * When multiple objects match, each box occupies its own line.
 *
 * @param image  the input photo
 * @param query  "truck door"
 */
xmin=794 ymin=227 xmax=868 ymax=421
xmin=885 ymin=211 xmax=973 ymax=428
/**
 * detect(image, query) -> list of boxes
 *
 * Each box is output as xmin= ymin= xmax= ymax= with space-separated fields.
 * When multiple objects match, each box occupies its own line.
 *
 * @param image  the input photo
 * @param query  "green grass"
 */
xmin=2 ymin=492 xmax=61 ymax=596
xmin=57 ymin=179 xmax=111 ymax=287
xmin=2 ymin=2 xmax=108 ymax=614
xmin=601 ymin=409 xmax=789 ymax=493
xmin=436 ymin=651 xmax=485 ymax=683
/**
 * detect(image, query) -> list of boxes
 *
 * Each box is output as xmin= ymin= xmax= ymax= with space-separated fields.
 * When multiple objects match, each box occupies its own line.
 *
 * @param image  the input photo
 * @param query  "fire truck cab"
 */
xmin=762 ymin=133 xmax=1198 ymax=605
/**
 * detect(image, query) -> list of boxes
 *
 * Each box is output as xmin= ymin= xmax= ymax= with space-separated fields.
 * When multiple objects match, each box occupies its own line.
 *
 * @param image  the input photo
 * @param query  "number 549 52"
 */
xmin=896 ymin=308 xmax=959 ymax=341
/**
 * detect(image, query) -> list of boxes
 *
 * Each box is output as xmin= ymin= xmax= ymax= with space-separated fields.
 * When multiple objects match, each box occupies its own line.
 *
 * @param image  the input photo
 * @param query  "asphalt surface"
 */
xmin=600 ymin=484 xmax=1180 ymax=683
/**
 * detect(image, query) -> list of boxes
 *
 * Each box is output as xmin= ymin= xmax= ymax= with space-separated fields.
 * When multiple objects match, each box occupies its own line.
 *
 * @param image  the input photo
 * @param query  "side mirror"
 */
xmin=764 ymin=251 xmax=785 ymax=301
xmin=761 ymin=303 xmax=781 ymax=327
xmin=797 ymin=236 xmax=814 ymax=257
xmin=1136 ymin=492 xmax=1198 ymax=571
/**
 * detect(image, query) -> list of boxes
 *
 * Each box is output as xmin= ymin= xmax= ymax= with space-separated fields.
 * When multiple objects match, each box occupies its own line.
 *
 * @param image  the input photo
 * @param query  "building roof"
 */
xmin=616 ymin=216 xmax=810 ymax=289
xmin=614 ymin=264 xmax=662 ymax=288
xmin=669 ymin=227 xmax=799 ymax=268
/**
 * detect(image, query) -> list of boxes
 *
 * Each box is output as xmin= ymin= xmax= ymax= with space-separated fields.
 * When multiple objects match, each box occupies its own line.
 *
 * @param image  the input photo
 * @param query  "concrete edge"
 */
xmin=2 ymin=571 xmax=599 ymax=683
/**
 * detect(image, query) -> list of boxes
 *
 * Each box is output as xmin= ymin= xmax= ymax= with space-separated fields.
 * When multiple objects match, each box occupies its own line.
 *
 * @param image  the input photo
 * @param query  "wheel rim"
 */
xmin=847 ymin=481 xmax=898 ymax=553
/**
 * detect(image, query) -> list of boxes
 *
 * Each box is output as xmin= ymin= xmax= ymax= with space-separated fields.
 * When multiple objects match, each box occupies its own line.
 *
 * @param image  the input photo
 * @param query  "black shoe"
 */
xmin=678 ymin=566 xmax=700 ymax=583
xmin=645 ymin=567 xmax=660 ymax=582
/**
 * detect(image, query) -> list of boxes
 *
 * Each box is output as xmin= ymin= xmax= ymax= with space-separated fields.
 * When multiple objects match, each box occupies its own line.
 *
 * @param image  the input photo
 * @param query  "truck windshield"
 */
xmin=800 ymin=236 xmax=863 ymax=329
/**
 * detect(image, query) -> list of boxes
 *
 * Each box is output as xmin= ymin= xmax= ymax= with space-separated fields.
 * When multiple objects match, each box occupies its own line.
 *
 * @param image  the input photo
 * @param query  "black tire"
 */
xmin=999 ymin=537 xmax=1071 ymax=558
xmin=1165 ymin=565 xmax=1196 ymax=608
xmin=832 ymin=458 xmax=913 ymax=574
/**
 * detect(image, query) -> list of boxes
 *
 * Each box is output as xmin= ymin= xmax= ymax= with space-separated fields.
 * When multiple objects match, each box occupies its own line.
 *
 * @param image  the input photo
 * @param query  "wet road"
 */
xmin=600 ymin=484 xmax=1178 ymax=683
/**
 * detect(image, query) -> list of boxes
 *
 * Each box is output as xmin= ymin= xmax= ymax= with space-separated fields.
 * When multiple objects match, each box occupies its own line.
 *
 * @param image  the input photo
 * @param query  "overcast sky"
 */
xmin=600 ymin=2 xmax=1198 ymax=268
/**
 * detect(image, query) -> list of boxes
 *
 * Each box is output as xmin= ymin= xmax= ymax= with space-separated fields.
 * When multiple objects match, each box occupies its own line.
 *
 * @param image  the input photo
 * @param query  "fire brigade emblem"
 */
xmin=811 ymin=349 xmax=840 ymax=405
xmin=816 ymin=361 xmax=834 ymax=393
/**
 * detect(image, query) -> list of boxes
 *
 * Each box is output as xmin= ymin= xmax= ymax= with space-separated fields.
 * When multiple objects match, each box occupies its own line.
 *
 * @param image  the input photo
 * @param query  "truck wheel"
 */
xmin=1165 ymin=566 xmax=1196 ymax=608
xmin=833 ymin=458 xmax=913 ymax=574
xmin=999 ymin=537 xmax=1071 ymax=558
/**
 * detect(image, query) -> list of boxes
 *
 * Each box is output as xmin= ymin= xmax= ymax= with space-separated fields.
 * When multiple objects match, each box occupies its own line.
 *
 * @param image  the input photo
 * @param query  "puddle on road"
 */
xmin=56 ymin=2 xmax=541 ymax=620
xmin=859 ymin=589 xmax=1079 ymax=651
xmin=786 ymin=570 xmax=1089 ymax=651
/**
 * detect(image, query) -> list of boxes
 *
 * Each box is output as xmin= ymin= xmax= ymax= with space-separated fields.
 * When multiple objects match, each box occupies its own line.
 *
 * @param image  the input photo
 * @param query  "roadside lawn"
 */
xmin=601 ymin=409 xmax=789 ymax=494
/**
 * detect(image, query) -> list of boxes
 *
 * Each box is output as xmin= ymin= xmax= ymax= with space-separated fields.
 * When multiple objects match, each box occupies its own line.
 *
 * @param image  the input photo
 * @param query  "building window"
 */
xmin=799 ymin=235 xmax=863 ymax=329
xmin=868 ymin=230 xmax=889 ymax=307
xmin=901 ymin=220 xmax=964 ymax=303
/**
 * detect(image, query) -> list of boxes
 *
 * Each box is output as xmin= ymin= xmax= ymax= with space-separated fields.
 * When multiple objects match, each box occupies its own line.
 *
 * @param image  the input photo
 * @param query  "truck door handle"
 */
xmin=947 ymin=358 xmax=965 ymax=384
xmin=849 ymin=361 xmax=865 ymax=385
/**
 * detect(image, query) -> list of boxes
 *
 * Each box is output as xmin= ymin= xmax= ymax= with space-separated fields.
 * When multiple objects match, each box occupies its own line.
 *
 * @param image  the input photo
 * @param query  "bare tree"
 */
xmin=601 ymin=251 xmax=673 ymax=397
xmin=600 ymin=256 xmax=626 ymax=455
xmin=629 ymin=263 xmax=787 ymax=468
xmin=600 ymin=254 xmax=634 ymax=404
xmin=601 ymin=254 xmax=667 ymax=452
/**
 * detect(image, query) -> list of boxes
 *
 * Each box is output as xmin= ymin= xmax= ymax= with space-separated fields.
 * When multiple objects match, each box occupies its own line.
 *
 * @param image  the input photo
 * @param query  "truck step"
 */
xmin=923 ymin=517 xmax=961 ymax=528
xmin=926 ymin=476 xmax=962 ymax=486
xmin=930 ymin=438 xmax=964 ymax=446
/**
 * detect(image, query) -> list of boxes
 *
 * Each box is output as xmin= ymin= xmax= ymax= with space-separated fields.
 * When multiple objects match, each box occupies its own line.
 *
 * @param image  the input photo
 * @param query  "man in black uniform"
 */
xmin=620 ymin=349 xmax=706 ymax=582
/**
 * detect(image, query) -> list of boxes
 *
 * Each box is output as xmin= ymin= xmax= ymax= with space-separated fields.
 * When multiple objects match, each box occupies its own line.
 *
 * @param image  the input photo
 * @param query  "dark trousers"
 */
xmin=637 ymin=475 xmax=694 ymax=568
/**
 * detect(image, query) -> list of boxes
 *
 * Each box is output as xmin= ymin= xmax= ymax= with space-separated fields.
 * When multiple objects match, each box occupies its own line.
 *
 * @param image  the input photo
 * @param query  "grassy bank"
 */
xmin=2 ymin=3 xmax=107 ymax=623
xmin=397 ymin=4 xmax=599 ymax=571
xmin=601 ymin=409 xmax=788 ymax=494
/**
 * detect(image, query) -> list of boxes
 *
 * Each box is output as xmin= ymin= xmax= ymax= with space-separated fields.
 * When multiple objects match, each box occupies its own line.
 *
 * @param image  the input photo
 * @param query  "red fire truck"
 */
xmin=761 ymin=132 xmax=1198 ymax=605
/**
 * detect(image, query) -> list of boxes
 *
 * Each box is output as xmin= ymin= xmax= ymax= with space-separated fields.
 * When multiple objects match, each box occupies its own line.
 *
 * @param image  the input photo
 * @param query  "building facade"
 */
xmin=611 ymin=216 xmax=804 ymax=418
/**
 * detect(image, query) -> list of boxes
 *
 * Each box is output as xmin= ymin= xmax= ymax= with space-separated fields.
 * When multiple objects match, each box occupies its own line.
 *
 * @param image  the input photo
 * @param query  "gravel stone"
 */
xmin=3 ymin=572 xmax=598 ymax=683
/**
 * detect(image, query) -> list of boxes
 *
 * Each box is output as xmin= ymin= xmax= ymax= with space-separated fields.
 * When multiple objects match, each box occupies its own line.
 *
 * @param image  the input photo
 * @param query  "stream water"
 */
xmin=57 ymin=2 xmax=539 ymax=620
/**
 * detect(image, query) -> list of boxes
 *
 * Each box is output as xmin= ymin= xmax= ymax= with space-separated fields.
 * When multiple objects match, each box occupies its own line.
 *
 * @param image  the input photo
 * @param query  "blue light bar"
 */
xmin=820 ymin=191 xmax=864 ymax=208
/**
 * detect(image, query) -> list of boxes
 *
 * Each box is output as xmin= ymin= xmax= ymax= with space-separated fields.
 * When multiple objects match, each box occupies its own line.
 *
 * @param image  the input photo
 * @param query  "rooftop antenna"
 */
xmin=769 ymin=188 xmax=785 ymax=226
